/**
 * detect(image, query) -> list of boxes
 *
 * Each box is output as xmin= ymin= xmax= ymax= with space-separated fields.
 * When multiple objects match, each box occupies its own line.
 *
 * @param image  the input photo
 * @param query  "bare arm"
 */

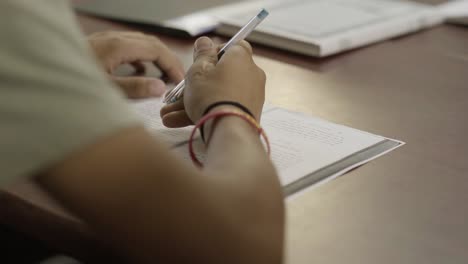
xmin=38 ymin=37 xmax=284 ymax=263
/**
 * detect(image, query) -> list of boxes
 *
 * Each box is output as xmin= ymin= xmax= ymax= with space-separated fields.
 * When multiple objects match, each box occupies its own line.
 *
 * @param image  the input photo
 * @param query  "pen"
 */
xmin=163 ymin=8 xmax=269 ymax=104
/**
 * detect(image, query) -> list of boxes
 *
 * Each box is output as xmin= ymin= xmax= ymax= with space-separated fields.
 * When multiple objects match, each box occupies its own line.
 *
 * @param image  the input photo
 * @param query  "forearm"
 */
xmin=205 ymin=112 xmax=279 ymax=194
xmin=201 ymin=108 xmax=285 ymax=263
xmin=39 ymin=125 xmax=284 ymax=263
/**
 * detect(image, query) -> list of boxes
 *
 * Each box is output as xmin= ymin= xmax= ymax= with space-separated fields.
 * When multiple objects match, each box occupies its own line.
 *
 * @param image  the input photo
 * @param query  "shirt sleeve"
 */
xmin=0 ymin=0 xmax=141 ymax=185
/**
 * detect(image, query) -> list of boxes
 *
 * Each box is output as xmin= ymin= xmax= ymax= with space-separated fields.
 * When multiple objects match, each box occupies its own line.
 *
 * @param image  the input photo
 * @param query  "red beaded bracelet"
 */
xmin=189 ymin=110 xmax=271 ymax=167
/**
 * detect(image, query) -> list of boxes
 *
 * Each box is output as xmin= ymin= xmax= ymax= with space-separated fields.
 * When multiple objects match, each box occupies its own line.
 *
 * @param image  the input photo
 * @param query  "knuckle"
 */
xmin=110 ymin=36 xmax=124 ymax=45
xmin=227 ymin=46 xmax=250 ymax=60
xmin=99 ymin=31 xmax=121 ymax=42
xmin=90 ymin=31 xmax=110 ymax=39
xmin=131 ymin=31 xmax=146 ymax=37
xmin=193 ymin=49 xmax=214 ymax=61
xmin=152 ymin=40 xmax=163 ymax=50
xmin=239 ymin=40 xmax=253 ymax=52
xmin=134 ymin=80 xmax=149 ymax=97
xmin=101 ymin=31 xmax=115 ymax=37
xmin=149 ymin=36 xmax=165 ymax=49
xmin=229 ymin=45 xmax=244 ymax=55
xmin=188 ymin=60 xmax=213 ymax=79
xmin=104 ymin=36 xmax=124 ymax=53
xmin=204 ymin=55 xmax=218 ymax=65
xmin=187 ymin=65 xmax=205 ymax=82
xmin=148 ymin=35 xmax=162 ymax=43
xmin=234 ymin=41 xmax=253 ymax=55
xmin=258 ymin=68 xmax=267 ymax=83
xmin=121 ymin=78 xmax=147 ymax=97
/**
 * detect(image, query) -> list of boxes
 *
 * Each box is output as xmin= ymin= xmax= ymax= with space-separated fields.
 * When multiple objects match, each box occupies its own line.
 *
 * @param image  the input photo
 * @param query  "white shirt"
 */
xmin=0 ymin=0 xmax=140 ymax=185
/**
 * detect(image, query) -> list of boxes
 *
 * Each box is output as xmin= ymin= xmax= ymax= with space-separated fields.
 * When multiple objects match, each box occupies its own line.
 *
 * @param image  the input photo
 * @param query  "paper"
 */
xmin=132 ymin=98 xmax=402 ymax=191
xmin=131 ymin=98 xmax=194 ymax=147
xmin=259 ymin=108 xmax=384 ymax=185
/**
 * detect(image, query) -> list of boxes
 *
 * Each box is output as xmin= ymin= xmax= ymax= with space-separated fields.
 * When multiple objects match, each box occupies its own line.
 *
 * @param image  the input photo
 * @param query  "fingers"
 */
xmin=103 ymin=32 xmax=185 ymax=83
xmin=193 ymin=37 xmax=218 ymax=65
xmin=225 ymin=41 xmax=254 ymax=60
xmin=215 ymin=40 xmax=252 ymax=54
xmin=112 ymin=76 xmax=166 ymax=99
xmin=160 ymin=98 xmax=184 ymax=116
xmin=186 ymin=37 xmax=219 ymax=83
xmin=160 ymin=99 xmax=192 ymax=127
xmin=217 ymin=41 xmax=256 ymax=69
xmin=160 ymin=37 xmax=221 ymax=128
xmin=237 ymin=40 xmax=253 ymax=55
xmin=161 ymin=110 xmax=193 ymax=128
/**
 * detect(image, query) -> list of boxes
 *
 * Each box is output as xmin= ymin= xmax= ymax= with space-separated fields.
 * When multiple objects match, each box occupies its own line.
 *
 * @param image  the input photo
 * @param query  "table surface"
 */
xmin=2 ymin=3 xmax=468 ymax=263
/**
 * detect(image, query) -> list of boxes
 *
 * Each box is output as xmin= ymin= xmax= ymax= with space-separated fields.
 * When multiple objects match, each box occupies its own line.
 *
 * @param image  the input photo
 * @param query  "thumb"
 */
xmin=112 ymin=76 xmax=166 ymax=99
xmin=192 ymin=37 xmax=218 ymax=65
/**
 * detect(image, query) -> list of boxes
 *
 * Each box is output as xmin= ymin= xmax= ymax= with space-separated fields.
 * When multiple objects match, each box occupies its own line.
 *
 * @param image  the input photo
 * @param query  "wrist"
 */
xmin=197 ymin=101 xmax=260 ymax=143
xmin=189 ymin=110 xmax=270 ymax=167
xmin=203 ymin=105 xmax=255 ymax=144
xmin=206 ymin=105 xmax=245 ymax=115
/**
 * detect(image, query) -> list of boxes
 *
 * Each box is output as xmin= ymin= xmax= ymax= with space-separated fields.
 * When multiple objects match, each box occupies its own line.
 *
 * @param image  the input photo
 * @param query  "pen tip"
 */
xmin=258 ymin=8 xmax=269 ymax=19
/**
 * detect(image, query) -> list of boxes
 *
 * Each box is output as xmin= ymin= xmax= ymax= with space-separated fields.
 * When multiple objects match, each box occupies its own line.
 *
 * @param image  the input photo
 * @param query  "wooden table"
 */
xmin=2 ymin=6 xmax=468 ymax=264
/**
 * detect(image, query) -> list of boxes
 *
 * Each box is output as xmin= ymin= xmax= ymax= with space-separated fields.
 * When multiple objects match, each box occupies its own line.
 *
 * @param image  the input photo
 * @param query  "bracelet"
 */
xmin=200 ymin=101 xmax=256 ymax=143
xmin=202 ymin=101 xmax=255 ymax=118
xmin=189 ymin=110 xmax=271 ymax=167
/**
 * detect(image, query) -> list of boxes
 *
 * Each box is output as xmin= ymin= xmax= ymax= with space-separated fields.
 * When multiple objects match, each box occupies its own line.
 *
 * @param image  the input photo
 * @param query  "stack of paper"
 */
xmin=438 ymin=0 xmax=468 ymax=26
xmin=215 ymin=0 xmax=444 ymax=56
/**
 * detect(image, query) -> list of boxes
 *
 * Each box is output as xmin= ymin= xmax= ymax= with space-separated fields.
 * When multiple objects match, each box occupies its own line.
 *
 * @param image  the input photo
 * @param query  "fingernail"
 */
xmin=149 ymin=81 xmax=166 ymax=96
xmin=195 ymin=37 xmax=213 ymax=52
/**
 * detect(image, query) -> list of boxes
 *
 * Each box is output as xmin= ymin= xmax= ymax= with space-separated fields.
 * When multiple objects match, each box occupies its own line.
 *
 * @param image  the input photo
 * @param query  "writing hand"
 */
xmin=160 ymin=37 xmax=265 ymax=127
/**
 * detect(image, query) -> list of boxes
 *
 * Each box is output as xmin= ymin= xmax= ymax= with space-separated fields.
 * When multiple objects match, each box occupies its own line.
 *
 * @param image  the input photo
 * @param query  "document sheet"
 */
xmin=132 ymin=98 xmax=403 ymax=192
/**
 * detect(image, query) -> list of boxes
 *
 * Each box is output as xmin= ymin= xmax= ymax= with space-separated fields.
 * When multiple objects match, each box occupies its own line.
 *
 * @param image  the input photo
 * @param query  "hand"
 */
xmin=160 ymin=37 xmax=266 ymax=127
xmin=88 ymin=31 xmax=184 ymax=98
